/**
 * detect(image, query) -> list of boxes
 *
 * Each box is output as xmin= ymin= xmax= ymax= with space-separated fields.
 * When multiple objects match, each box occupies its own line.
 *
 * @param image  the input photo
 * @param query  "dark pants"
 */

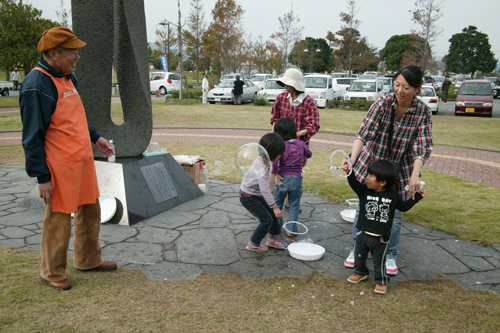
xmin=239 ymin=194 xmax=281 ymax=246
xmin=13 ymin=81 xmax=18 ymax=90
xmin=442 ymin=89 xmax=448 ymax=103
xmin=234 ymin=94 xmax=242 ymax=105
xmin=354 ymin=231 xmax=390 ymax=285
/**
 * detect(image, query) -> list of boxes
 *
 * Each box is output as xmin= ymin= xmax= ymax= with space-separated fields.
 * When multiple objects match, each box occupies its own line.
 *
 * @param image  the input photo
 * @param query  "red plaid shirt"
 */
xmin=353 ymin=93 xmax=433 ymax=200
xmin=270 ymin=92 xmax=320 ymax=145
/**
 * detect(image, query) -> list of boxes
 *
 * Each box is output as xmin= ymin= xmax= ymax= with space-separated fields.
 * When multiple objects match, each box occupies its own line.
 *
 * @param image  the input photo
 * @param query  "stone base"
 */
xmin=20 ymin=153 xmax=203 ymax=226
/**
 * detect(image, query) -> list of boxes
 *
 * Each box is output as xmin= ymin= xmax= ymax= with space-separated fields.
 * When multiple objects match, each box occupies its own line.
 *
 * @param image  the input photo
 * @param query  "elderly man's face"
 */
xmin=52 ymin=48 xmax=80 ymax=75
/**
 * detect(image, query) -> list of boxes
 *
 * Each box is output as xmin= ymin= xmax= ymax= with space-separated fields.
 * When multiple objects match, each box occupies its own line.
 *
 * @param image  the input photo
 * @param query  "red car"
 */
xmin=455 ymin=80 xmax=493 ymax=118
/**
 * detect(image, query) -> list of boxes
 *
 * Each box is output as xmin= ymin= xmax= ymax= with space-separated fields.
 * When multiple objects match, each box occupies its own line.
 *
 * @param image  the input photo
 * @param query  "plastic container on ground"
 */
xmin=108 ymin=140 xmax=116 ymax=162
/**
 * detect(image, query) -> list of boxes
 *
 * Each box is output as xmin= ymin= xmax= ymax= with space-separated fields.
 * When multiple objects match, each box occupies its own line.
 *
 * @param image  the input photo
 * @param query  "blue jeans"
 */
xmin=350 ymin=205 xmax=402 ymax=260
xmin=240 ymin=195 xmax=281 ymax=246
xmin=273 ymin=175 xmax=303 ymax=233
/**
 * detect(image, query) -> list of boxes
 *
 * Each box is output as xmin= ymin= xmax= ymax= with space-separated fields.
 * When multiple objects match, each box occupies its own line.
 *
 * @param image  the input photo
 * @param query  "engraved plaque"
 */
xmin=140 ymin=162 xmax=178 ymax=203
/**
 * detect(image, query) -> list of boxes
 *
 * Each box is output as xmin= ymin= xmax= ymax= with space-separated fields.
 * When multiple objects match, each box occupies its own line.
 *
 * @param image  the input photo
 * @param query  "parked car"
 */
xmin=256 ymin=79 xmax=286 ymax=102
xmin=331 ymin=77 xmax=358 ymax=100
xmin=0 ymin=81 xmax=13 ymax=97
xmin=364 ymin=71 xmax=381 ymax=76
xmin=416 ymin=85 xmax=439 ymax=115
xmin=486 ymin=76 xmax=498 ymax=90
xmin=455 ymin=80 xmax=493 ymax=117
xmin=249 ymin=73 xmax=273 ymax=89
xmin=149 ymin=72 xmax=181 ymax=95
xmin=455 ymin=75 xmax=469 ymax=89
xmin=344 ymin=79 xmax=385 ymax=101
xmin=303 ymin=74 xmax=341 ymax=108
xmin=492 ymin=77 xmax=500 ymax=99
xmin=432 ymin=75 xmax=445 ymax=91
xmin=207 ymin=79 xmax=259 ymax=104
xmin=219 ymin=73 xmax=248 ymax=83
xmin=378 ymin=76 xmax=394 ymax=94
xmin=331 ymin=72 xmax=348 ymax=78
xmin=358 ymin=74 xmax=376 ymax=79
xmin=422 ymin=75 xmax=436 ymax=91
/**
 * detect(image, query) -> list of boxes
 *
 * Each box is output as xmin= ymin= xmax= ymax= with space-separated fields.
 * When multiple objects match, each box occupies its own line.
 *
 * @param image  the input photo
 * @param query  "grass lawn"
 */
xmin=1 ymin=101 xmax=499 ymax=332
xmin=1 ymin=247 xmax=499 ymax=332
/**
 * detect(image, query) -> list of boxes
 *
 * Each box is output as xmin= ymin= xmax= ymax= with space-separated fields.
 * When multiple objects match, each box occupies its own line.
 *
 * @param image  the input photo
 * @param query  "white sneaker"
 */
xmin=386 ymin=259 xmax=398 ymax=275
xmin=344 ymin=251 xmax=355 ymax=268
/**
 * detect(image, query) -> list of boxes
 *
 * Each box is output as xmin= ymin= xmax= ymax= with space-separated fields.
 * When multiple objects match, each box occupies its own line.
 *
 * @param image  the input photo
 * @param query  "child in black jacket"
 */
xmin=343 ymin=160 xmax=426 ymax=294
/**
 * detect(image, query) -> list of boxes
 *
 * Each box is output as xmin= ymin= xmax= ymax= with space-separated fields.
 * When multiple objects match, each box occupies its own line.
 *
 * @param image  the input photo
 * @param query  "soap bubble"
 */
xmin=235 ymin=143 xmax=270 ymax=181
xmin=212 ymin=160 xmax=224 ymax=175
xmin=330 ymin=150 xmax=352 ymax=177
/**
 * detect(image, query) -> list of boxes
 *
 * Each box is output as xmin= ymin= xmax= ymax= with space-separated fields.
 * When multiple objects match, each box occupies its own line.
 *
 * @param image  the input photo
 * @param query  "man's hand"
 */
xmin=95 ymin=137 xmax=115 ymax=158
xmin=273 ymin=206 xmax=282 ymax=218
xmin=39 ymin=181 xmax=53 ymax=204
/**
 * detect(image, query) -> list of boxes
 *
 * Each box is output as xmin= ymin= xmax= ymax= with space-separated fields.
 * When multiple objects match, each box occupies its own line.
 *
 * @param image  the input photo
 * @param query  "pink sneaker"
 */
xmin=344 ymin=251 xmax=355 ymax=268
xmin=386 ymin=259 xmax=398 ymax=275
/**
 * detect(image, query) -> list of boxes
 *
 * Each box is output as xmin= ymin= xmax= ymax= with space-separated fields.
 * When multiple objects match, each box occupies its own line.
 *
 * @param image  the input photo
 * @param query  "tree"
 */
xmin=56 ymin=0 xmax=71 ymax=29
xmin=407 ymin=0 xmax=445 ymax=72
xmin=251 ymin=36 xmax=268 ymax=73
xmin=154 ymin=20 xmax=178 ymax=71
xmin=204 ymin=0 xmax=244 ymax=75
xmin=445 ymin=26 xmax=497 ymax=77
xmin=0 ymin=0 xmax=57 ymax=79
xmin=269 ymin=5 xmax=303 ymax=73
xmin=326 ymin=0 xmax=370 ymax=75
xmin=183 ymin=0 xmax=207 ymax=87
xmin=291 ymin=37 xmax=330 ymax=73
xmin=380 ymin=34 xmax=427 ymax=72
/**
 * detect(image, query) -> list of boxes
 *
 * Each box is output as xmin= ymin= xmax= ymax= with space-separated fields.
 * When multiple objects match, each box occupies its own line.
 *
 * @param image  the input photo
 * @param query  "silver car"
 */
xmin=256 ymin=79 xmax=286 ymax=102
xmin=207 ymin=79 xmax=260 ymax=104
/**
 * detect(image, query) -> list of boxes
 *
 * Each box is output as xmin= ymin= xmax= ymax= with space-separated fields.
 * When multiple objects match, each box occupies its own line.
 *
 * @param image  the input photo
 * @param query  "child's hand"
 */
xmin=341 ymin=159 xmax=351 ymax=173
xmin=273 ymin=206 xmax=282 ymax=218
xmin=419 ymin=189 xmax=426 ymax=198
xmin=274 ymin=174 xmax=283 ymax=186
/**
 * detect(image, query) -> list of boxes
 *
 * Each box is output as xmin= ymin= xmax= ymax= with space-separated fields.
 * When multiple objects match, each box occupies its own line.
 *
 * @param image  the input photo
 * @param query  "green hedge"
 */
xmin=169 ymin=89 xmax=203 ymax=99
xmin=326 ymin=99 xmax=374 ymax=111
xmin=252 ymin=94 xmax=271 ymax=106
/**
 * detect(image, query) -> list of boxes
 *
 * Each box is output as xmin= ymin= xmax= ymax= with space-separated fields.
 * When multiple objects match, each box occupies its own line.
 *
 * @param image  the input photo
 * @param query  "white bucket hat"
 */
xmin=277 ymin=68 xmax=305 ymax=92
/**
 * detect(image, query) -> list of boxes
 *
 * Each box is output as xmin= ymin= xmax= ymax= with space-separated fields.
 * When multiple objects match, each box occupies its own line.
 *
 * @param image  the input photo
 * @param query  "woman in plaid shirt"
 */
xmin=343 ymin=65 xmax=433 ymax=276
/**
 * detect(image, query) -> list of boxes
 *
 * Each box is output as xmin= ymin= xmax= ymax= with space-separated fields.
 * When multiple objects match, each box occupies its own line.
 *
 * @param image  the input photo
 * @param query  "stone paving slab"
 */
xmin=0 ymin=165 xmax=499 ymax=293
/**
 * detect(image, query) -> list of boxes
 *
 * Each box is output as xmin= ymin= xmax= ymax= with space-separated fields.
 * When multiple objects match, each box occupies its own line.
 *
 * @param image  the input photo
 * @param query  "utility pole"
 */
xmin=177 ymin=0 xmax=183 ymax=99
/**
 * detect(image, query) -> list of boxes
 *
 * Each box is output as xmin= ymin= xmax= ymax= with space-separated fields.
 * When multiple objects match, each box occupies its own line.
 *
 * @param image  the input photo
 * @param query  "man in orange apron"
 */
xmin=20 ymin=27 xmax=117 ymax=291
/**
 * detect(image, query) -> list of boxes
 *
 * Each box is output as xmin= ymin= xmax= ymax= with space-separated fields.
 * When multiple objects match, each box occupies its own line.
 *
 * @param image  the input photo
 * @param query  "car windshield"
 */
xmin=349 ymin=81 xmax=376 ymax=92
xmin=459 ymin=83 xmax=492 ymax=96
xmin=359 ymin=74 xmax=376 ymax=79
xmin=221 ymin=75 xmax=235 ymax=80
xmin=265 ymin=80 xmax=284 ymax=89
xmin=379 ymin=78 xmax=392 ymax=85
xmin=433 ymin=76 xmax=445 ymax=83
xmin=303 ymin=77 xmax=328 ymax=88
xmin=218 ymin=80 xmax=234 ymax=88
xmin=251 ymin=76 xmax=265 ymax=81
xmin=418 ymin=87 xmax=435 ymax=97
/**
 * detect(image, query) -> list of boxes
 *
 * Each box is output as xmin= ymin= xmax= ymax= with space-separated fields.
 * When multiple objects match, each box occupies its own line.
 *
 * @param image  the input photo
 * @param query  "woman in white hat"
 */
xmin=270 ymin=68 xmax=320 ymax=155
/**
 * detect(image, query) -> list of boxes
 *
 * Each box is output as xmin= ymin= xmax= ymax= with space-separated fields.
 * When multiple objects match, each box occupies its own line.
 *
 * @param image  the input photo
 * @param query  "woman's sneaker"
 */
xmin=344 ymin=251 xmax=355 ymax=268
xmin=386 ymin=259 xmax=398 ymax=275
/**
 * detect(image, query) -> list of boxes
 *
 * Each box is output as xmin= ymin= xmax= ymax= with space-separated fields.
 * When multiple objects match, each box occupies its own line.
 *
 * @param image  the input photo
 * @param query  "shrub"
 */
xmin=252 ymin=94 xmax=271 ymax=106
xmin=326 ymin=99 xmax=374 ymax=111
xmin=170 ymin=89 xmax=203 ymax=99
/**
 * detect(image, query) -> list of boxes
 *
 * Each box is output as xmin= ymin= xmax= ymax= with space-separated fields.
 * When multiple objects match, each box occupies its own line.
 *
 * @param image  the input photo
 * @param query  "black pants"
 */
xmin=354 ymin=231 xmax=390 ymax=285
xmin=442 ymin=90 xmax=448 ymax=103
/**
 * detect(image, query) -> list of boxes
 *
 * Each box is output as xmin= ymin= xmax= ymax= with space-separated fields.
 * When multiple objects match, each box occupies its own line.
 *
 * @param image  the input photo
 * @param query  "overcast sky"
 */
xmin=26 ymin=0 xmax=499 ymax=64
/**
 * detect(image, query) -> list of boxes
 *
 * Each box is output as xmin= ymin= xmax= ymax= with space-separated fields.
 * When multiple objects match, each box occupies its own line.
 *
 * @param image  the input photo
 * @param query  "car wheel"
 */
xmin=159 ymin=87 xmax=167 ymax=95
xmin=209 ymin=101 xmax=215 ymax=104
xmin=2 ymin=89 xmax=9 ymax=97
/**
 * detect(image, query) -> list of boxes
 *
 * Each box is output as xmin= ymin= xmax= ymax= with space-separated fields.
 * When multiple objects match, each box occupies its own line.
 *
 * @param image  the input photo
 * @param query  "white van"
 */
xmin=303 ymin=74 xmax=342 ymax=108
xmin=344 ymin=79 xmax=385 ymax=101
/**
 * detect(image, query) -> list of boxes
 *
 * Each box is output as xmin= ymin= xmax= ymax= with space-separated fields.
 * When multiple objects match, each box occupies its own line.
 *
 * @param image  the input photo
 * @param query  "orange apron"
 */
xmin=34 ymin=68 xmax=100 ymax=214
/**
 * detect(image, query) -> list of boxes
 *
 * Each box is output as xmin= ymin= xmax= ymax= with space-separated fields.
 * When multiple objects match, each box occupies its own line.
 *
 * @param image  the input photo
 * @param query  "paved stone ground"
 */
xmin=1 ymin=165 xmax=499 ymax=293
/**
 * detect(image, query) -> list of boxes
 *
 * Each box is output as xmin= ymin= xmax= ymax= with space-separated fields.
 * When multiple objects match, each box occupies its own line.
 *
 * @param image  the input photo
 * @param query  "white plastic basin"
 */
xmin=288 ymin=243 xmax=325 ymax=261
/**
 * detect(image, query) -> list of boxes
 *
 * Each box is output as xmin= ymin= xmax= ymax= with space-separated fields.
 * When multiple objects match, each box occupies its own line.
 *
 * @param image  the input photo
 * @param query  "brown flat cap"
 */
xmin=37 ymin=27 xmax=86 ymax=53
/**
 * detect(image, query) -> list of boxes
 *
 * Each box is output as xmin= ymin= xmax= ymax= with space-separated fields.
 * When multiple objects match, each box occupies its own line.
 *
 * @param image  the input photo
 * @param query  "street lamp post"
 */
xmin=304 ymin=43 xmax=321 ymax=73
xmin=158 ymin=22 xmax=170 ymax=70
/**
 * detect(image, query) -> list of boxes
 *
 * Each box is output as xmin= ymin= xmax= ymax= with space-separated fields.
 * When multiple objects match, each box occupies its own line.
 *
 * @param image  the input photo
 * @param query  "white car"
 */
xmin=378 ymin=76 xmax=394 ymax=94
xmin=207 ymin=79 xmax=259 ymax=104
xmin=219 ymin=73 xmax=248 ymax=84
xmin=344 ymin=79 xmax=384 ymax=101
xmin=149 ymin=72 xmax=181 ymax=95
xmin=250 ymin=74 xmax=273 ymax=89
xmin=256 ymin=79 xmax=286 ymax=102
xmin=303 ymin=74 xmax=341 ymax=108
xmin=332 ymin=77 xmax=358 ymax=100
xmin=417 ymin=85 xmax=439 ymax=115
xmin=331 ymin=72 xmax=348 ymax=78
